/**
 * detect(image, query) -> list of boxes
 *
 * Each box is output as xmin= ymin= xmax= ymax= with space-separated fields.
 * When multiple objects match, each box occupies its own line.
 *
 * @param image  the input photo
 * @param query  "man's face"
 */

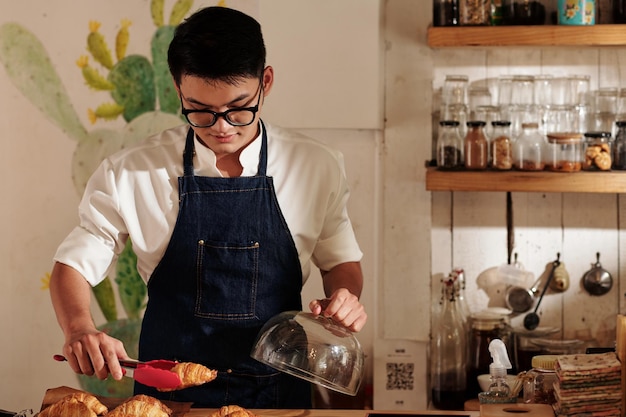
xmin=177 ymin=68 xmax=273 ymax=159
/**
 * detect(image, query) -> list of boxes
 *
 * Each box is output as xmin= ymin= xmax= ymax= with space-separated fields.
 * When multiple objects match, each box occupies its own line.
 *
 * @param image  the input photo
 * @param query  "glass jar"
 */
xmin=523 ymin=355 xmax=558 ymax=405
xmin=433 ymin=0 xmax=460 ymax=26
xmin=464 ymin=121 xmax=489 ymax=170
xmin=513 ymin=122 xmax=546 ymax=171
xmin=612 ymin=120 xmax=626 ymax=170
xmin=583 ymin=131 xmax=612 ymax=171
xmin=545 ymin=132 xmax=582 ymax=172
xmin=491 ymin=120 xmax=513 ymax=170
xmin=459 ymin=0 xmax=491 ymax=25
xmin=467 ymin=311 xmax=512 ymax=399
xmin=437 ymin=120 xmax=464 ymax=170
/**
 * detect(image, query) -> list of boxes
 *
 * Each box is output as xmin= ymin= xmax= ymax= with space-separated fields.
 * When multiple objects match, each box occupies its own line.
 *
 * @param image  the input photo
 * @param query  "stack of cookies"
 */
xmin=554 ymin=352 xmax=622 ymax=417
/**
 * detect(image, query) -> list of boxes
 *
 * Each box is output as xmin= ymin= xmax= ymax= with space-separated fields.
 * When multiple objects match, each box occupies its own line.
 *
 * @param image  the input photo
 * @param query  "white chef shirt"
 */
xmin=54 ymin=121 xmax=363 ymax=287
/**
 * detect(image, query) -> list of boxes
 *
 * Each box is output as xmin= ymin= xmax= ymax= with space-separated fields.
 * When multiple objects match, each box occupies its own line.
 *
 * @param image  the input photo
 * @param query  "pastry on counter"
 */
xmin=209 ymin=405 xmax=259 ymax=417
xmin=38 ymin=392 xmax=108 ymax=417
xmin=107 ymin=394 xmax=172 ymax=417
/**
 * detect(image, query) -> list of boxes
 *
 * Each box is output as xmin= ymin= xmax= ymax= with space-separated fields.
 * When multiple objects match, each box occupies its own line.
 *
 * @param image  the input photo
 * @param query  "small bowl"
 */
xmin=477 ymin=374 xmax=519 ymax=392
xmin=250 ymin=311 xmax=364 ymax=396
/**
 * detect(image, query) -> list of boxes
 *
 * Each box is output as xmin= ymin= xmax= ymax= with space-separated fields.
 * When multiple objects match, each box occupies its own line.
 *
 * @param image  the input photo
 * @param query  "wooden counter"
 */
xmin=186 ymin=410 xmax=478 ymax=417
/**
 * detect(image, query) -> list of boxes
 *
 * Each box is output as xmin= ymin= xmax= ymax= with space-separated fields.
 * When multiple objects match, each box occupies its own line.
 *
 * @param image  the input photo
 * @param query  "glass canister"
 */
xmin=612 ymin=120 xmax=626 ymax=170
xmin=433 ymin=0 xmax=460 ymax=26
xmin=513 ymin=122 xmax=546 ymax=171
xmin=459 ymin=0 xmax=491 ymax=25
xmin=464 ymin=120 xmax=489 ymax=170
xmin=523 ymin=355 xmax=558 ymax=405
xmin=491 ymin=120 xmax=513 ymax=170
xmin=437 ymin=120 xmax=464 ymax=170
xmin=467 ymin=311 xmax=512 ymax=399
xmin=583 ymin=131 xmax=612 ymax=171
xmin=545 ymin=132 xmax=582 ymax=172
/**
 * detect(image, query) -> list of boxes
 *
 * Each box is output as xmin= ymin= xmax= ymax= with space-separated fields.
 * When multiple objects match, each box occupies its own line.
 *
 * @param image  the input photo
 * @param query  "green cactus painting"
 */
xmin=0 ymin=0 xmax=222 ymax=397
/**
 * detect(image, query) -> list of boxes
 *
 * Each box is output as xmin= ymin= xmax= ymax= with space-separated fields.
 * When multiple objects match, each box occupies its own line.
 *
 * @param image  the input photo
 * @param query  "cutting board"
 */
xmin=480 ymin=403 xmax=554 ymax=417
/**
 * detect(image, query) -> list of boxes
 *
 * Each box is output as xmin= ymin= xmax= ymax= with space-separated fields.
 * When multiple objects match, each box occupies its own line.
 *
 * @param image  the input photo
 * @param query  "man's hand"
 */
xmin=309 ymin=288 xmax=367 ymax=332
xmin=63 ymin=328 xmax=129 ymax=380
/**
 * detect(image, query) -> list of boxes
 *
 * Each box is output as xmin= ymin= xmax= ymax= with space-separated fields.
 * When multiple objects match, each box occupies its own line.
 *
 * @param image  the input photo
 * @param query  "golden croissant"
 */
xmin=209 ymin=405 xmax=258 ymax=417
xmin=157 ymin=361 xmax=218 ymax=391
xmin=38 ymin=398 xmax=97 ymax=417
xmin=107 ymin=394 xmax=172 ymax=417
xmin=64 ymin=393 xmax=108 ymax=415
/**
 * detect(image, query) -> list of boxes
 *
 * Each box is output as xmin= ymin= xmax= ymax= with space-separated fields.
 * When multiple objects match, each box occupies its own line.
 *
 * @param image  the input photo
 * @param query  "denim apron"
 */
xmin=135 ymin=122 xmax=312 ymax=408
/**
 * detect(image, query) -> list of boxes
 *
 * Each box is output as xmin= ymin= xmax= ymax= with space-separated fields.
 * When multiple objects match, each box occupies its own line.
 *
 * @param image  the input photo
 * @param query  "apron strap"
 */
xmin=182 ymin=120 xmax=268 ymax=177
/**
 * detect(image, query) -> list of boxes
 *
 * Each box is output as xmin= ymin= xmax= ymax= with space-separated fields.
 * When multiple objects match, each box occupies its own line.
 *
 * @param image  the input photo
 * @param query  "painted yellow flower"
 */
xmin=41 ymin=272 xmax=51 ymax=290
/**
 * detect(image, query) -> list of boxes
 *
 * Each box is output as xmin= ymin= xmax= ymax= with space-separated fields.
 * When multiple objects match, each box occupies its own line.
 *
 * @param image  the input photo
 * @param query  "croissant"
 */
xmin=107 ymin=395 xmax=172 ymax=417
xmin=63 ymin=393 xmax=108 ymax=415
xmin=209 ymin=405 xmax=258 ymax=417
xmin=158 ymin=361 xmax=218 ymax=392
xmin=38 ymin=398 xmax=97 ymax=417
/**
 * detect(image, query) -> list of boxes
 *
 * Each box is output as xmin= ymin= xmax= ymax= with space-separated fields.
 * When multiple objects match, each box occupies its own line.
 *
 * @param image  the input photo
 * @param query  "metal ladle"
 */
xmin=582 ymin=252 xmax=613 ymax=296
xmin=523 ymin=254 xmax=560 ymax=331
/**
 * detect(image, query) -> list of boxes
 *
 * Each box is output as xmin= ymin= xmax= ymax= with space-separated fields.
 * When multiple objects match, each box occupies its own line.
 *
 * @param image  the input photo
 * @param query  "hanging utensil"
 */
xmin=523 ymin=254 xmax=560 ymax=331
xmin=505 ymin=274 xmax=542 ymax=313
xmin=53 ymin=354 xmax=181 ymax=389
xmin=582 ymin=252 xmax=613 ymax=296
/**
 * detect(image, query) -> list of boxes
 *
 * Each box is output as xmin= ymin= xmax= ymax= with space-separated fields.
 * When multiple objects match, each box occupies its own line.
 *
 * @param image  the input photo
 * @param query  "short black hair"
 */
xmin=168 ymin=6 xmax=266 ymax=86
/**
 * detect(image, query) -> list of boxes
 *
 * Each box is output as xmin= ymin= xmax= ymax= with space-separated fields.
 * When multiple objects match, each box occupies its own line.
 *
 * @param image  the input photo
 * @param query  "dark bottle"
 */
xmin=430 ymin=275 xmax=468 ymax=410
xmin=434 ymin=0 xmax=459 ymax=26
xmin=614 ymin=0 xmax=626 ymax=23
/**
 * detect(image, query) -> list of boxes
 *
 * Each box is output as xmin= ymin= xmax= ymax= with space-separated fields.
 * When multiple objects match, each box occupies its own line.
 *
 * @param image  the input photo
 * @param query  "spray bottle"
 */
xmin=487 ymin=338 xmax=512 ymax=397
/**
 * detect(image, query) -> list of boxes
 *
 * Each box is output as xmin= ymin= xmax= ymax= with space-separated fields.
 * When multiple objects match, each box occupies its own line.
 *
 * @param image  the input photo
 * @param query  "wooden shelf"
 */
xmin=425 ymin=167 xmax=626 ymax=193
xmin=427 ymin=25 xmax=626 ymax=47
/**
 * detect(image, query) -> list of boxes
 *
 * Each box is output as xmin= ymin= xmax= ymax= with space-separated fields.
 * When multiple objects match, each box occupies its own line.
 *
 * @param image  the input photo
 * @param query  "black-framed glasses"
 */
xmin=180 ymin=80 xmax=263 ymax=128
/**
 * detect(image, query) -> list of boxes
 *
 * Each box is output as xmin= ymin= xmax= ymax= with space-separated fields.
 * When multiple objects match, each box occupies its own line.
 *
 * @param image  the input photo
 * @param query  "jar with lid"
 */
xmin=467 ymin=310 xmax=512 ymax=399
xmin=583 ymin=131 xmax=612 ymax=171
xmin=464 ymin=120 xmax=488 ymax=170
xmin=545 ymin=132 xmax=582 ymax=172
xmin=433 ymin=0 xmax=459 ymax=26
xmin=437 ymin=120 xmax=464 ymax=170
xmin=522 ymin=355 xmax=558 ymax=405
xmin=612 ymin=121 xmax=626 ymax=169
xmin=513 ymin=122 xmax=546 ymax=171
xmin=459 ymin=0 xmax=490 ymax=25
xmin=490 ymin=121 xmax=513 ymax=170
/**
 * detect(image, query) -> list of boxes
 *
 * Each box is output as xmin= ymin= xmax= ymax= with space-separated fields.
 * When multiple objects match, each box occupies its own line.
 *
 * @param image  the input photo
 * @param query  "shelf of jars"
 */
xmin=427 ymin=25 xmax=626 ymax=47
xmin=425 ymin=167 xmax=626 ymax=193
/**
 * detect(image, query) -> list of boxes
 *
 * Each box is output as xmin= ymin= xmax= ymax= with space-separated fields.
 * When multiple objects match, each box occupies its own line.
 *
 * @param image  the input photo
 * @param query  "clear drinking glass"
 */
xmin=510 ymin=75 xmax=535 ymax=106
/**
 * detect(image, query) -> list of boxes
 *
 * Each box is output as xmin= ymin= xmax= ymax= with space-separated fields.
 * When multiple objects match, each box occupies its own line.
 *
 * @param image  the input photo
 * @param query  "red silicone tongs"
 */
xmin=53 ymin=354 xmax=181 ymax=389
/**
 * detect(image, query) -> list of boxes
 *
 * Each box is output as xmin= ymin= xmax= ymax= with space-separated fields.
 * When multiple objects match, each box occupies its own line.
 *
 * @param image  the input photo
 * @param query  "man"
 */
xmin=49 ymin=6 xmax=366 ymax=408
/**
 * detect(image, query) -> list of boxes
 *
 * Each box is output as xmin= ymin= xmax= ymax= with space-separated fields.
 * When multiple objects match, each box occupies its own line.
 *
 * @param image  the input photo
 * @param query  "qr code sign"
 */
xmin=385 ymin=362 xmax=414 ymax=390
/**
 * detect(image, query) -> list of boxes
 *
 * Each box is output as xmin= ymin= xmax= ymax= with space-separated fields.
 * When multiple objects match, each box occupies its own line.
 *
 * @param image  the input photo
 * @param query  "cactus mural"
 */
xmin=0 ymin=0 xmax=207 ymax=397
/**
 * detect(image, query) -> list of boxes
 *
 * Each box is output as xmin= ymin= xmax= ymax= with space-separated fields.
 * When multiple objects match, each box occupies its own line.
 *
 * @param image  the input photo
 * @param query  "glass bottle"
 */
xmin=512 ymin=122 xmax=546 ymax=171
xmin=612 ymin=121 xmax=626 ymax=170
xmin=464 ymin=120 xmax=488 ymax=170
xmin=433 ymin=0 xmax=460 ymax=26
xmin=582 ymin=131 xmax=612 ymax=171
xmin=437 ymin=120 xmax=464 ymax=170
xmin=490 ymin=120 xmax=513 ymax=170
xmin=430 ymin=276 xmax=468 ymax=410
